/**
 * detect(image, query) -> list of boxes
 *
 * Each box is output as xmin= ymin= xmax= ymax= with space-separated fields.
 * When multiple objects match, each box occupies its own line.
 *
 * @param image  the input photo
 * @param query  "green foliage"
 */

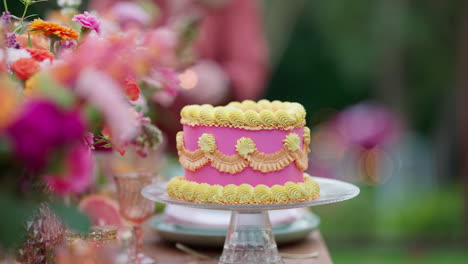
xmin=315 ymin=185 xmax=464 ymax=263
xmin=0 ymin=194 xmax=36 ymax=249
xmin=313 ymin=186 xmax=378 ymax=239
xmin=49 ymin=200 xmax=91 ymax=233
xmin=314 ymin=185 xmax=463 ymax=241
xmin=266 ymin=0 xmax=460 ymax=132
xmin=19 ymin=0 xmax=48 ymax=5
xmin=36 ymin=73 xmax=76 ymax=108
xmin=375 ymin=187 xmax=463 ymax=240
xmin=84 ymin=105 xmax=104 ymax=135
xmin=0 ymin=195 xmax=91 ymax=249
xmin=8 ymin=0 xmax=48 ymax=34
xmin=155 ymin=202 xmax=165 ymax=213
xmin=332 ymin=247 xmax=467 ymax=264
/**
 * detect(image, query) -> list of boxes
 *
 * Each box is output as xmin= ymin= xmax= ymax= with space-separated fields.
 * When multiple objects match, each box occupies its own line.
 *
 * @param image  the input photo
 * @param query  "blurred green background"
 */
xmin=4 ymin=0 xmax=466 ymax=263
xmin=263 ymin=0 xmax=466 ymax=263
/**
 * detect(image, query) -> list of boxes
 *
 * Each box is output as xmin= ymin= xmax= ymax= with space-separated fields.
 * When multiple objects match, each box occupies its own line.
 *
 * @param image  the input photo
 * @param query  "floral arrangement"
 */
xmin=0 ymin=0 xmax=198 ymax=250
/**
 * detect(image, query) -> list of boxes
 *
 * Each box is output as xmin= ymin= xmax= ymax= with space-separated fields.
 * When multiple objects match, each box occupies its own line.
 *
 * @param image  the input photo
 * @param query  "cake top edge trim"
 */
xmin=181 ymin=120 xmax=306 ymax=130
xmin=180 ymin=100 xmax=306 ymax=129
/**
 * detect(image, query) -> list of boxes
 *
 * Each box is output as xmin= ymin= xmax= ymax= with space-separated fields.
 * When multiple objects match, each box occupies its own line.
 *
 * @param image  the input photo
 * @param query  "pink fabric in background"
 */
xmin=91 ymin=0 xmax=268 ymax=100
xmin=183 ymin=125 xmax=304 ymax=186
xmin=194 ymin=0 xmax=268 ymax=101
xmin=91 ymin=0 xmax=269 ymax=153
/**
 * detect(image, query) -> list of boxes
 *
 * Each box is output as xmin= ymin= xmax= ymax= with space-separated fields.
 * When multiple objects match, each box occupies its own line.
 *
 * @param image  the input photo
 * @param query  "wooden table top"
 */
xmin=143 ymin=230 xmax=333 ymax=264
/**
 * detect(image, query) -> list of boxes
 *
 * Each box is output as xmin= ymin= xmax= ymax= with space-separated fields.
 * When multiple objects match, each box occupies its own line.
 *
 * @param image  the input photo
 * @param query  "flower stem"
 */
xmin=27 ymin=31 xmax=32 ymax=48
xmin=50 ymin=39 xmax=55 ymax=53
xmin=21 ymin=3 xmax=29 ymax=21
xmin=3 ymin=0 xmax=8 ymax=12
xmin=13 ymin=2 xmax=30 ymax=34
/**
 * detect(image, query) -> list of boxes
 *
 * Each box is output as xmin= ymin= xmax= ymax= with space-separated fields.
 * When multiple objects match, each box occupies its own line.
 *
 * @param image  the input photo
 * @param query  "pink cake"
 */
xmin=166 ymin=100 xmax=320 ymax=204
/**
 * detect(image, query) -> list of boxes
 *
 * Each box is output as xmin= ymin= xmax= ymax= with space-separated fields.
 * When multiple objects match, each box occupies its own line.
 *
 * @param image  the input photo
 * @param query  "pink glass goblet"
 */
xmin=114 ymin=173 xmax=155 ymax=264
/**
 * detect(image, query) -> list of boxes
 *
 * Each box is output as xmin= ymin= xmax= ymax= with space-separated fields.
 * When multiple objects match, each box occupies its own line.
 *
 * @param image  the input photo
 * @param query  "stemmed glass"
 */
xmin=114 ymin=172 xmax=156 ymax=264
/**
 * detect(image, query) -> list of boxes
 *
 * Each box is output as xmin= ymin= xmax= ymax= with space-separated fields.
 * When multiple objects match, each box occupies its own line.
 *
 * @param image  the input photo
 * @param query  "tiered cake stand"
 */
xmin=142 ymin=177 xmax=359 ymax=264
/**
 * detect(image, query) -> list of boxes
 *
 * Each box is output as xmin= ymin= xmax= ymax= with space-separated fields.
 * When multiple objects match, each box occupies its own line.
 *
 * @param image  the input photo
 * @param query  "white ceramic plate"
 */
xmin=151 ymin=211 xmax=320 ymax=247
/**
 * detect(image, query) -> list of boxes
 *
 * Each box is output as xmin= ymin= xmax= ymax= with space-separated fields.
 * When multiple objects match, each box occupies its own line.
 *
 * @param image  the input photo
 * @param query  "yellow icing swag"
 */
xmin=177 ymin=128 xmax=311 ymax=173
xmin=166 ymin=174 xmax=320 ymax=204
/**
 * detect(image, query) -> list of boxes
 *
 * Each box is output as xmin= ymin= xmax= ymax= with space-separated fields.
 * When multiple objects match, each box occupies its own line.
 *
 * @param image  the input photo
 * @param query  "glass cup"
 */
xmin=114 ymin=172 xmax=155 ymax=264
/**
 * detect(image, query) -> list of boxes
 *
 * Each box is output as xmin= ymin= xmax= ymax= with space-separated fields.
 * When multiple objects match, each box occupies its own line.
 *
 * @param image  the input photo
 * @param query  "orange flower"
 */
xmin=26 ymin=48 xmax=54 ymax=62
xmin=29 ymin=19 xmax=79 ymax=42
xmin=51 ymin=63 xmax=75 ymax=84
xmin=11 ymin=58 xmax=41 ymax=81
xmin=124 ymin=77 xmax=140 ymax=101
xmin=0 ymin=77 xmax=19 ymax=131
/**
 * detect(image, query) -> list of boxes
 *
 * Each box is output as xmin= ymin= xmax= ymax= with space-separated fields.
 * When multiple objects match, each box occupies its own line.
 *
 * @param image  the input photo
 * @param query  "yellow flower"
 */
xmin=29 ymin=19 xmax=79 ymax=41
xmin=24 ymin=73 xmax=40 ymax=96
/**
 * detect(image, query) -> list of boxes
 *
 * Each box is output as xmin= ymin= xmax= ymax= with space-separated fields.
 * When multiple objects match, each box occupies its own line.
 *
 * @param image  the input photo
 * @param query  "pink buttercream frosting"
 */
xmin=183 ymin=125 xmax=304 ymax=186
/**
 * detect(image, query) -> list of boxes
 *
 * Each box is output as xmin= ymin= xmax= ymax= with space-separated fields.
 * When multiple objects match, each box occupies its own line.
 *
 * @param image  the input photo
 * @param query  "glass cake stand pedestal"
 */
xmin=142 ymin=177 xmax=359 ymax=264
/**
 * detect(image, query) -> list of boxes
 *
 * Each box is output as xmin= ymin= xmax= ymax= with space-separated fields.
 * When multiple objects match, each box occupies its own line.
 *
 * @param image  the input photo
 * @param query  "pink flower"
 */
xmin=75 ymin=69 xmax=138 ymax=146
xmin=83 ymin=132 xmax=95 ymax=150
xmin=73 ymin=11 xmax=101 ymax=34
xmin=151 ymin=68 xmax=180 ymax=96
xmin=144 ymin=28 xmax=178 ymax=67
xmin=61 ymin=40 xmax=77 ymax=49
xmin=60 ymin=34 xmax=155 ymax=85
xmin=144 ymin=68 xmax=180 ymax=106
xmin=111 ymin=2 xmax=151 ymax=28
xmin=131 ymin=108 xmax=151 ymax=125
xmin=46 ymin=143 xmax=94 ymax=195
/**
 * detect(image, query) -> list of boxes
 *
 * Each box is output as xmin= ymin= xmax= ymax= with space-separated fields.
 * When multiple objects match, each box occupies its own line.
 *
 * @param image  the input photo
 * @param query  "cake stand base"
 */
xmin=219 ymin=211 xmax=283 ymax=264
xmin=141 ymin=177 xmax=360 ymax=264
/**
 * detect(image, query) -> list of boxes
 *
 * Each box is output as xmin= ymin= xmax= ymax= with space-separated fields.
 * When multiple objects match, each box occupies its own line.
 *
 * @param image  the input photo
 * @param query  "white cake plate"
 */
xmin=142 ymin=177 xmax=359 ymax=264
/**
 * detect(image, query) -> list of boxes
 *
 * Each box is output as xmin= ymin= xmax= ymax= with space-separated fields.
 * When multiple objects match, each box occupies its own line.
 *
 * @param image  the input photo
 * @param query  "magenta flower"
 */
xmin=333 ymin=103 xmax=402 ymax=149
xmin=46 ymin=143 xmax=94 ymax=195
xmin=6 ymin=100 xmax=85 ymax=170
xmin=72 ymin=11 xmax=101 ymax=34
xmin=61 ymin=40 xmax=77 ymax=49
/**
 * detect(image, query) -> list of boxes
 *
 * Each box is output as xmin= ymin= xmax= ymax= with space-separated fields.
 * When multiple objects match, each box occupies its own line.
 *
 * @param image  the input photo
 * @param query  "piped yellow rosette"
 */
xmin=165 ymin=174 xmax=320 ymax=204
xmin=181 ymin=100 xmax=306 ymax=130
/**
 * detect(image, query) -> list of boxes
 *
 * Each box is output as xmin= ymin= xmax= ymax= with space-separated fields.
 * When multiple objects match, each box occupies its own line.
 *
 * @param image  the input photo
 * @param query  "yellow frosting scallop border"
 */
xmin=181 ymin=100 xmax=306 ymax=130
xmin=166 ymin=174 xmax=320 ymax=204
xmin=177 ymin=128 xmax=311 ymax=173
